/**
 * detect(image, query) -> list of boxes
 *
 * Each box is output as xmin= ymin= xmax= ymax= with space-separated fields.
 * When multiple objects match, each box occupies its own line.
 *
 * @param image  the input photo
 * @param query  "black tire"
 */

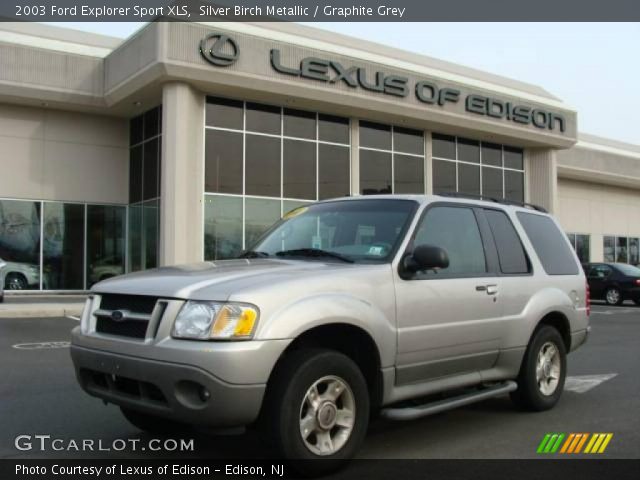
xmin=604 ymin=287 xmax=624 ymax=306
xmin=260 ymin=348 xmax=370 ymax=476
xmin=120 ymin=407 xmax=187 ymax=435
xmin=633 ymin=299 xmax=640 ymax=306
xmin=510 ymin=325 xmax=567 ymax=411
xmin=5 ymin=273 xmax=27 ymax=290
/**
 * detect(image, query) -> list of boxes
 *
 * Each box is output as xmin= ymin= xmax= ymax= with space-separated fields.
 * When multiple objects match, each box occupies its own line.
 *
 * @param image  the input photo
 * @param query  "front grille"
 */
xmin=94 ymin=294 xmax=160 ymax=339
xmin=100 ymin=294 xmax=158 ymax=314
xmin=95 ymin=316 xmax=148 ymax=339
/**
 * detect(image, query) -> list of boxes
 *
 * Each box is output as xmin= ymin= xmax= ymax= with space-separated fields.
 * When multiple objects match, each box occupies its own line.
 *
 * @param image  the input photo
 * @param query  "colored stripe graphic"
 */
xmin=537 ymin=433 xmax=565 ymax=453
xmin=541 ymin=433 xmax=614 ymax=454
xmin=585 ymin=433 xmax=613 ymax=454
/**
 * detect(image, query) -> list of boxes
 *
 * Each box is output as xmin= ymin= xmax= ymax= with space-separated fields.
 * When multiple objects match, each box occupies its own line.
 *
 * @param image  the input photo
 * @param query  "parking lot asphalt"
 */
xmin=1 ymin=303 xmax=638 ymax=460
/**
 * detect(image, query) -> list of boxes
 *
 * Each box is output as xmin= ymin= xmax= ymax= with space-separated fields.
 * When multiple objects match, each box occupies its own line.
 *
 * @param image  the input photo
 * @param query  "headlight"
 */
xmin=172 ymin=301 xmax=259 ymax=340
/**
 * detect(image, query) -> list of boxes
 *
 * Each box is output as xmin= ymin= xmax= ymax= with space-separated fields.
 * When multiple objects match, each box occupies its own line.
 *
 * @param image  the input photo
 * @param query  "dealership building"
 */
xmin=0 ymin=21 xmax=638 ymax=291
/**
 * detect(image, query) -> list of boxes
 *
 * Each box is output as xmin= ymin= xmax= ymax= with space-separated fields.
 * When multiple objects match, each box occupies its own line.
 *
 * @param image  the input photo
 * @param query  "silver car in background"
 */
xmin=71 ymin=195 xmax=589 ymax=474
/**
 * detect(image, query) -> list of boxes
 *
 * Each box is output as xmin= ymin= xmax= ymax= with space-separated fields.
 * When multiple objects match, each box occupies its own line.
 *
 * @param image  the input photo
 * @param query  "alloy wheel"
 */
xmin=536 ymin=341 xmax=561 ymax=396
xmin=299 ymin=375 xmax=356 ymax=456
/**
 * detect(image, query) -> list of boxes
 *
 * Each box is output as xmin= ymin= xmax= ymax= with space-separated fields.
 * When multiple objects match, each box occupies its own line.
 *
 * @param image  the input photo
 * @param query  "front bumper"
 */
xmin=71 ymin=345 xmax=268 ymax=427
xmin=70 ymin=296 xmax=291 ymax=427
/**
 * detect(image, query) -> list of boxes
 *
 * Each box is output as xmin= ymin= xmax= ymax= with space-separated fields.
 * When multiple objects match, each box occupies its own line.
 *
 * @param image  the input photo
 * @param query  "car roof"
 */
xmin=316 ymin=194 xmax=548 ymax=215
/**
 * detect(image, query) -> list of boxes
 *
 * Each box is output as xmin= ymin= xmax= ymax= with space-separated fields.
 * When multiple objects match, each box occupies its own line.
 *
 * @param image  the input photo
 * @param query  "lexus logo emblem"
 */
xmin=199 ymin=33 xmax=239 ymax=67
xmin=111 ymin=310 xmax=125 ymax=322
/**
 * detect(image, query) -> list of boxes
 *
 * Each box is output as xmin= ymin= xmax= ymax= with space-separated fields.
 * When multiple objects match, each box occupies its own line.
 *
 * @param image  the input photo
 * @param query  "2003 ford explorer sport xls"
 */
xmin=71 ymin=194 xmax=590 ymax=473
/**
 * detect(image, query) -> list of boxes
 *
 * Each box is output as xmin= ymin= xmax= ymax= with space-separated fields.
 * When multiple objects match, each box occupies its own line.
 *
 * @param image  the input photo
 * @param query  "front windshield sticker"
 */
xmin=367 ymin=246 xmax=385 ymax=256
xmin=283 ymin=206 xmax=308 ymax=220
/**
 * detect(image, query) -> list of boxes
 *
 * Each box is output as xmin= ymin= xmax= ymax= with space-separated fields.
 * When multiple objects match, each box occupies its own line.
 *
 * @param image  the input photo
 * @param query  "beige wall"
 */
xmin=0 ymin=103 xmax=129 ymax=204
xmin=557 ymin=178 xmax=640 ymax=262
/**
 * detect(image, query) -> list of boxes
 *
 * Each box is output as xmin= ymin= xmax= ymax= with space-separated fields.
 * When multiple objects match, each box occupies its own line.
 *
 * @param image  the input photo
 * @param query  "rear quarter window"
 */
xmin=516 ymin=212 xmax=579 ymax=275
xmin=485 ymin=209 xmax=530 ymax=274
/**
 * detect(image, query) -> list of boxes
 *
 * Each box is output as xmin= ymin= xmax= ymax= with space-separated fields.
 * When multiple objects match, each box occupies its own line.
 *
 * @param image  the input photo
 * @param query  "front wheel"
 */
xmin=511 ymin=325 xmax=567 ymax=411
xmin=261 ymin=349 xmax=370 ymax=475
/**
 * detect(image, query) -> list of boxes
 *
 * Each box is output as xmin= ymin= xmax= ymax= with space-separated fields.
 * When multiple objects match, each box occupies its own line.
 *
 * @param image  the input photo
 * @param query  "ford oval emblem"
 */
xmin=111 ymin=310 xmax=125 ymax=322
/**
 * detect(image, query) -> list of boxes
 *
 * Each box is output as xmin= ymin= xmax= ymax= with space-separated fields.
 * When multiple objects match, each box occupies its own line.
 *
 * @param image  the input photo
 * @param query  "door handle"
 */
xmin=486 ymin=284 xmax=498 ymax=295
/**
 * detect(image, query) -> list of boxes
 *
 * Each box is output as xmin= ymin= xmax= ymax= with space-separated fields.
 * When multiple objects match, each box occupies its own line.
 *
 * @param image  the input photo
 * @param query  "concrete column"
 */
xmin=160 ymin=82 xmax=205 ymax=266
xmin=425 ymin=131 xmax=433 ymax=195
xmin=350 ymin=119 xmax=359 ymax=196
xmin=590 ymin=234 xmax=604 ymax=262
xmin=526 ymin=147 xmax=558 ymax=213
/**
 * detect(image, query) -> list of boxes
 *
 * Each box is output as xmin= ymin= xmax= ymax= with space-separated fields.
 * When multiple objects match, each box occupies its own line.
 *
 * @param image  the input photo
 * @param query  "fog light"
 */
xmin=199 ymin=387 xmax=211 ymax=402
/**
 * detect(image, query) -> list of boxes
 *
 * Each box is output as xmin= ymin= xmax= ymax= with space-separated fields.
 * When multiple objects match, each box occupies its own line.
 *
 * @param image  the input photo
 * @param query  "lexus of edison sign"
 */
xmin=199 ymin=33 xmax=566 ymax=134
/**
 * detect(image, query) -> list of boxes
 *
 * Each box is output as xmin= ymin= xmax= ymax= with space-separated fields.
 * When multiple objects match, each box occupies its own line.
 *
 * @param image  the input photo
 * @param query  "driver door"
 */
xmin=394 ymin=204 xmax=502 ymax=385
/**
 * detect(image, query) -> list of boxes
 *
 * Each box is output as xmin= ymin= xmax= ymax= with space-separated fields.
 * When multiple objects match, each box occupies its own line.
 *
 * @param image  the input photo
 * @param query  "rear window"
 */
xmin=485 ymin=209 xmax=530 ymax=274
xmin=516 ymin=212 xmax=579 ymax=275
xmin=615 ymin=263 xmax=640 ymax=276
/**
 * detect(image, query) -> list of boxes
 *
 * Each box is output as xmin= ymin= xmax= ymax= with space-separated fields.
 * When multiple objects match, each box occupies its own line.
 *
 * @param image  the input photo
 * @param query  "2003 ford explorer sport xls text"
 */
xmin=71 ymin=194 xmax=590 ymax=473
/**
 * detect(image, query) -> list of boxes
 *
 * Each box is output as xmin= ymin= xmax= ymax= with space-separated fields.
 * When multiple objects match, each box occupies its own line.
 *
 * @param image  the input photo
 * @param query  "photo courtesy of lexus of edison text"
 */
xmin=0 ymin=1 xmax=639 ymax=480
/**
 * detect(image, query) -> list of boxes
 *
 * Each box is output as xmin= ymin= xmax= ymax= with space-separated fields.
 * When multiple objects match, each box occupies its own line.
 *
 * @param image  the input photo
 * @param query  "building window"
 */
xmin=566 ymin=233 xmax=590 ymax=264
xmin=204 ymin=97 xmax=351 ymax=260
xmin=0 ymin=198 xmax=125 ymax=291
xmin=603 ymin=236 xmax=640 ymax=265
xmin=129 ymin=106 xmax=162 ymax=272
xmin=432 ymin=134 xmax=524 ymax=202
xmin=603 ymin=236 xmax=615 ymax=262
xmin=359 ymin=121 xmax=425 ymax=195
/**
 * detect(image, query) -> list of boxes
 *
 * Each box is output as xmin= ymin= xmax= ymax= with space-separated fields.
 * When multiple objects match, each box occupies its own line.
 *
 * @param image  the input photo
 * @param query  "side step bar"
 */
xmin=380 ymin=381 xmax=518 ymax=421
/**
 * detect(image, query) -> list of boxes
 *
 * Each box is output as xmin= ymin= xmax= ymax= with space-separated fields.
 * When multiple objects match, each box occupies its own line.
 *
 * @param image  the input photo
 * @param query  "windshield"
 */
xmin=615 ymin=263 xmax=640 ymax=276
xmin=246 ymin=199 xmax=418 ymax=263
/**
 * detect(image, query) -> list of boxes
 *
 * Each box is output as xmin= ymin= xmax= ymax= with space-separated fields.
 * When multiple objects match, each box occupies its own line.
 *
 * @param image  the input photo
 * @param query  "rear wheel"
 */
xmin=120 ymin=407 xmax=186 ymax=435
xmin=260 ymin=349 xmax=369 ymax=475
xmin=605 ymin=287 xmax=623 ymax=306
xmin=511 ymin=325 xmax=567 ymax=411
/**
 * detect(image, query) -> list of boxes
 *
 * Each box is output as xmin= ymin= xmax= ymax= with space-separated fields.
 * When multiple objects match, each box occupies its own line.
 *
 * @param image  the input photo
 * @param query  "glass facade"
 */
xmin=566 ymin=233 xmax=590 ymax=264
xmin=129 ymin=106 xmax=162 ymax=272
xmin=359 ymin=121 xmax=425 ymax=195
xmin=204 ymin=96 xmax=351 ymax=260
xmin=603 ymin=235 xmax=640 ymax=265
xmin=432 ymin=134 xmax=525 ymax=202
xmin=0 ymin=199 xmax=125 ymax=291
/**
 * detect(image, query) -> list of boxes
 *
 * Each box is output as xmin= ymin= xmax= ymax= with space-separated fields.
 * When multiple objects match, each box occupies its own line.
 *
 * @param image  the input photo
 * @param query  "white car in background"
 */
xmin=0 ymin=259 xmax=40 ymax=292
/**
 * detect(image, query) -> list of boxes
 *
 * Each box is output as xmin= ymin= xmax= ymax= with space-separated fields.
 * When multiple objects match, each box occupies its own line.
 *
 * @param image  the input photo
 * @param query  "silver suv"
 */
xmin=71 ymin=195 xmax=589 ymax=472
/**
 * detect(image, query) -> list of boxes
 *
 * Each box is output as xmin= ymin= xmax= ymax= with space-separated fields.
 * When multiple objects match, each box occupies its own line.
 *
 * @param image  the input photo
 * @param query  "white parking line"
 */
xmin=565 ymin=373 xmax=617 ymax=393
xmin=591 ymin=308 xmax=639 ymax=315
xmin=66 ymin=315 xmax=80 ymax=321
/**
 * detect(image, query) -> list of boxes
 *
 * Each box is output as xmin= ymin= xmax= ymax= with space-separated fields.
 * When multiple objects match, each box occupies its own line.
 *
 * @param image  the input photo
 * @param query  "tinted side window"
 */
xmin=589 ymin=265 xmax=611 ymax=278
xmin=485 ymin=209 xmax=530 ymax=274
xmin=414 ymin=206 xmax=487 ymax=276
xmin=516 ymin=212 xmax=579 ymax=275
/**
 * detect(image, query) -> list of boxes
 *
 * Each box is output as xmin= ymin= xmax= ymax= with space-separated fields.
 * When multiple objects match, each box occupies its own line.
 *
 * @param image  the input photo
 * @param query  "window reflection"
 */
xmin=204 ymin=195 xmax=243 ymax=261
xmin=0 ymin=200 xmax=41 ymax=290
xmin=87 ymin=205 xmax=125 ymax=287
xmin=43 ymin=203 xmax=84 ymax=290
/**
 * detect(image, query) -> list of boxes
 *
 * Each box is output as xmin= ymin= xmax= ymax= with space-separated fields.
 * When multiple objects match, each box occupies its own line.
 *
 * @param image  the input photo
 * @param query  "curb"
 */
xmin=0 ymin=304 xmax=84 ymax=318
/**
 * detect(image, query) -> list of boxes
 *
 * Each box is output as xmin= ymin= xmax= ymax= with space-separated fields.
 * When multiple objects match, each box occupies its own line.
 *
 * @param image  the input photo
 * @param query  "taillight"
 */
xmin=586 ymin=282 xmax=591 ymax=316
xmin=635 ymin=279 xmax=640 ymax=286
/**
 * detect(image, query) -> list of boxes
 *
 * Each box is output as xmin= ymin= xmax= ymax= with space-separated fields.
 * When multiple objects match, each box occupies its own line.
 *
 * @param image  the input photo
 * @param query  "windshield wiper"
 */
xmin=239 ymin=250 xmax=270 ymax=259
xmin=275 ymin=248 xmax=354 ymax=263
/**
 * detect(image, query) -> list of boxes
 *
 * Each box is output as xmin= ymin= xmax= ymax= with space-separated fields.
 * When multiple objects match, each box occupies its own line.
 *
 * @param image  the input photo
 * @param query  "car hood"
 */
xmin=92 ymin=258 xmax=363 ymax=300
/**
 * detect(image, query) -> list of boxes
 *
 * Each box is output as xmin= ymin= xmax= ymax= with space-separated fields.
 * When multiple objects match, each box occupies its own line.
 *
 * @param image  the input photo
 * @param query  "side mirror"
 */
xmin=404 ymin=244 xmax=449 ymax=273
